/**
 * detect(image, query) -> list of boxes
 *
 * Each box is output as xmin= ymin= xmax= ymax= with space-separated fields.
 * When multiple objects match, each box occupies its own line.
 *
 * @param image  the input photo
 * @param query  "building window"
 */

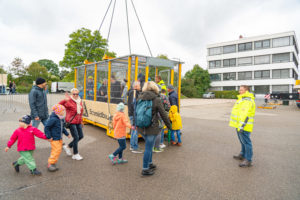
xmin=272 ymin=36 xmax=290 ymax=47
xmin=254 ymin=70 xmax=270 ymax=79
xmin=210 ymin=87 xmax=222 ymax=91
xmin=272 ymin=69 xmax=290 ymax=79
xmin=254 ymin=85 xmax=270 ymax=94
xmin=238 ymin=42 xmax=252 ymax=52
xmin=209 ymin=60 xmax=221 ymax=69
xmin=254 ymin=40 xmax=270 ymax=49
xmin=223 ymin=72 xmax=236 ymax=81
xmin=210 ymin=74 xmax=221 ymax=82
xmin=223 ymin=45 xmax=236 ymax=54
xmin=293 ymin=53 xmax=298 ymax=67
xmin=223 ymin=86 xmax=236 ymax=91
xmin=293 ymin=70 xmax=298 ymax=80
xmin=238 ymin=57 xmax=252 ymax=66
xmin=238 ymin=71 xmax=252 ymax=80
xmin=254 ymin=55 xmax=270 ymax=65
xmin=272 ymin=85 xmax=289 ymax=93
xmin=209 ymin=47 xmax=222 ymax=56
xmin=272 ymin=53 xmax=290 ymax=63
xmin=223 ymin=58 xmax=236 ymax=67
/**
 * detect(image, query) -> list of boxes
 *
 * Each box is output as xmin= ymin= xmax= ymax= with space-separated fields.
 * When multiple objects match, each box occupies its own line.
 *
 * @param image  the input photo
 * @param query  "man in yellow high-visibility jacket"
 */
xmin=229 ymin=85 xmax=256 ymax=167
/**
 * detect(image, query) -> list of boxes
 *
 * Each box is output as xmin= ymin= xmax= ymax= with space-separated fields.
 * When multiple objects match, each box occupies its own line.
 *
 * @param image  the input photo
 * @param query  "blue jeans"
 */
xmin=69 ymin=124 xmax=84 ymax=154
xmin=236 ymin=130 xmax=253 ymax=162
xmin=113 ymin=138 xmax=126 ymax=159
xmin=129 ymin=116 xmax=139 ymax=150
xmin=171 ymin=130 xmax=181 ymax=143
xmin=142 ymin=134 xmax=156 ymax=169
xmin=32 ymin=118 xmax=48 ymax=128
xmin=160 ymin=129 xmax=165 ymax=144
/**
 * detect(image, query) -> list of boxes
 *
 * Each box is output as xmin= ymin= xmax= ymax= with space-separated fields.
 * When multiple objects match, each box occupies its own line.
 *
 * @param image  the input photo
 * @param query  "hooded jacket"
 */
xmin=113 ymin=111 xmax=132 ymax=139
xmin=169 ymin=105 xmax=182 ymax=130
xmin=29 ymin=85 xmax=49 ymax=120
xmin=7 ymin=125 xmax=47 ymax=151
xmin=137 ymin=91 xmax=171 ymax=135
xmin=44 ymin=112 xmax=69 ymax=140
xmin=229 ymin=91 xmax=256 ymax=132
xmin=169 ymin=90 xmax=178 ymax=107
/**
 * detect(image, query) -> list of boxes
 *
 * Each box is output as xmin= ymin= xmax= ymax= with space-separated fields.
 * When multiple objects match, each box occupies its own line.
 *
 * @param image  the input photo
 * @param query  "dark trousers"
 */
xmin=68 ymin=124 xmax=84 ymax=154
xmin=113 ymin=138 xmax=126 ymax=159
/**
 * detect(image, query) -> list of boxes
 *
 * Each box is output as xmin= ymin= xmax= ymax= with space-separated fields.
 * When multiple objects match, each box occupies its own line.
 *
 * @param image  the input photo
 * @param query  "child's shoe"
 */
xmin=153 ymin=148 xmax=164 ymax=153
xmin=63 ymin=145 xmax=72 ymax=156
xmin=47 ymin=164 xmax=57 ymax=172
xmin=117 ymin=158 xmax=128 ymax=164
xmin=108 ymin=154 xmax=117 ymax=165
xmin=171 ymin=141 xmax=177 ymax=145
xmin=72 ymin=154 xmax=83 ymax=160
xmin=31 ymin=168 xmax=42 ymax=175
xmin=177 ymin=142 xmax=182 ymax=146
xmin=159 ymin=143 xmax=166 ymax=149
xmin=12 ymin=161 xmax=20 ymax=173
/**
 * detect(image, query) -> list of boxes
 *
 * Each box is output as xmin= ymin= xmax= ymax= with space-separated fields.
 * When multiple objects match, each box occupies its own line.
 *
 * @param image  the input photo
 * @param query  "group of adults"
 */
xmin=8 ymin=81 xmax=16 ymax=94
xmin=29 ymin=77 xmax=84 ymax=160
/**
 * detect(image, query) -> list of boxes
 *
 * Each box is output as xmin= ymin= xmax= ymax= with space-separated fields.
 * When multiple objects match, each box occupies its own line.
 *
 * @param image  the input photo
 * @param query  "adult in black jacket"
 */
xmin=167 ymin=84 xmax=178 ymax=107
xmin=110 ymin=76 xmax=122 ymax=104
xmin=137 ymin=81 xmax=171 ymax=176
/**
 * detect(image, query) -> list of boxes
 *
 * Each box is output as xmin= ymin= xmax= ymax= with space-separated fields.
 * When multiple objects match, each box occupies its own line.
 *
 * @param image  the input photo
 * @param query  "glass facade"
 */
xmin=238 ymin=71 xmax=252 ymax=80
xmin=210 ymin=74 xmax=221 ymax=81
xmin=254 ymin=70 xmax=270 ymax=79
xmin=223 ymin=58 xmax=236 ymax=67
xmin=254 ymin=55 xmax=270 ymax=65
xmin=209 ymin=60 xmax=221 ymax=69
xmin=272 ymin=69 xmax=289 ymax=79
xmin=254 ymin=85 xmax=270 ymax=94
xmin=238 ymin=42 xmax=252 ymax=52
xmin=223 ymin=72 xmax=236 ymax=81
xmin=223 ymin=86 xmax=236 ymax=91
xmin=238 ymin=57 xmax=252 ymax=66
xmin=272 ymin=53 xmax=290 ymax=63
xmin=223 ymin=45 xmax=236 ymax=54
xmin=272 ymin=36 xmax=290 ymax=47
xmin=209 ymin=47 xmax=222 ymax=56
xmin=272 ymin=85 xmax=289 ymax=93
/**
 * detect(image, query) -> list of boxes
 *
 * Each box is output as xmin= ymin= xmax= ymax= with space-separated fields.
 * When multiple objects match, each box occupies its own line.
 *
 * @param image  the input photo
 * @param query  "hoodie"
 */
xmin=113 ymin=112 xmax=132 ymax=139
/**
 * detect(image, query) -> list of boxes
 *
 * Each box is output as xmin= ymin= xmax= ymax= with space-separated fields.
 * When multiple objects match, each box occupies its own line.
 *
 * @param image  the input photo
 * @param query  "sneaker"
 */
xmin=117 ymin=159 xmax=128 ymax=164
xmin=142 ymin=169 xmax=155 ymax=176
xmin=153 ymin=148 xmax=164 ymax=153
xmin=108 ymin=154 xmax=117 ymax=164
xmin=149 ymin=163 xmax=157 ymax=170
xmin=47 ymin=164 xmax=57 ymax=172
xmin=130 ymin=147 xmax=133 ymax=151
xmin=171 ymin=141 xmax=177 ymax=145
xmin=131 ymin=149 xmax=143 ymax=154
xmin=31 ymin=168 xmax=42 ymax=175
xmin=63 ymin=145 xmax=72 ymax=156
xmin=159 ymin=143 xmax=166 ymax=149
xmin=12 ymin=161 xmax=20 ymax=173
xmin=72 ymin=154 xmax=83 ymax=161
xmin=233 ymin=154 xmax=244 ymax=160
xmin=239 ymin=159 xmax=252 ymax=168
xmin=176 ymin=142 xmax=182 ymax=146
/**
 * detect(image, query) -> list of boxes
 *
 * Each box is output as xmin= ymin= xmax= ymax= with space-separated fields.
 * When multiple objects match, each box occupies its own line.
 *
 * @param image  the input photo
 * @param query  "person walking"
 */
xmin=230 ymin=85 xmax=256 ymax=167
xmin=167 ymin=85 xmax=178 ymax=107
xmin=29 ymin=78 xmax=49 ymax=128
xmin=136 ymin=81 xmax=171 ymax=176
xmin=59 ymin=88 xmax=84 ymax=160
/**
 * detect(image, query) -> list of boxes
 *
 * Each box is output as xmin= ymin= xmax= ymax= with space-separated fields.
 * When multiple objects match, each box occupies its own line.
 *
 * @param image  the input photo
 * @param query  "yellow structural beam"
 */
xmin=145 ymin=66 xmax=149 ymax=82
xmin=127 ymin=56 xmax=132 ymax=89
xmin=134 ymin=56 xmax=139 ymax=81
xmin=155 ymin=67 xmax=158 ymax=77
xmin=178 ymin=63 xmax=182 ymax=111
xmin=170 ymin=69 xmax=174 ymax=85
xmin=74 ymin=68 xmax=77 ymax=88
xmin=83 ymin=65 xmax=87 ymax=100
xmin=94 ymin=64 xmax=97 ymax=101
xmin=108 ymin=61 xmax=112 ymax=103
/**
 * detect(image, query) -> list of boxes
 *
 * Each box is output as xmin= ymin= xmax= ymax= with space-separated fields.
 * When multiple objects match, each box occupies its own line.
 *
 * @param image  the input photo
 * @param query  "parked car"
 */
xmin=203 ymin=92 xmax=215 ymax=99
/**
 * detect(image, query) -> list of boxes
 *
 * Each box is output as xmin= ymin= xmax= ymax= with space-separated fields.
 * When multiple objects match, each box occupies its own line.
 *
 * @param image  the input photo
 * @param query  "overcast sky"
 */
xmin=1 ymin=0 xmax=300 ymax=75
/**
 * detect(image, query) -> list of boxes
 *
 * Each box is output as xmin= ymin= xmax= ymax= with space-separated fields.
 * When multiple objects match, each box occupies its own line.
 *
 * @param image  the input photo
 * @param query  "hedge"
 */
xmin=212 ymin=90 xmax=239 ymax=99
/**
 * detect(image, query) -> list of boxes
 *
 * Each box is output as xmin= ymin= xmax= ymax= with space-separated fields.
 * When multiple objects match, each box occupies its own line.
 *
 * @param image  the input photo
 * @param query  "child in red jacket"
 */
xmin=108 ymin=103 xmax=133 ymax=164
xmin=4 ymin=115 xmax=48 ymax=175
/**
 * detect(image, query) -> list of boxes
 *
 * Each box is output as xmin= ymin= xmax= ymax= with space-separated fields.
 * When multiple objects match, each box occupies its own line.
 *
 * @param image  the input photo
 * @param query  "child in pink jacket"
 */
xmin=5 ymin=115 xmax=48 ymax=175
xmin=108 ymin=103 xmax=132 ymax=164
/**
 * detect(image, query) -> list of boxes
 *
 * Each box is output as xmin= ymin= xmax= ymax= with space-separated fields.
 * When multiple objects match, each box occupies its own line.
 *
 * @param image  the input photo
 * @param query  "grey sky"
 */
xmin=1 ymin=0 xmax=300 ymax=75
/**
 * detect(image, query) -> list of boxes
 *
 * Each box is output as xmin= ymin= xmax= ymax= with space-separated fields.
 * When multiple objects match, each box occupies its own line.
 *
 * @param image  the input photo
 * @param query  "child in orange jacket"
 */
xmin=108 ymin=103 xmax=132 ymax=164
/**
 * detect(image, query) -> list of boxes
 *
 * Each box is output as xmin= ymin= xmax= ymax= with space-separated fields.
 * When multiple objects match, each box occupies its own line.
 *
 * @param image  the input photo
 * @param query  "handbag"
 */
xmin=64 ymin=113 xmax=78 ymax=129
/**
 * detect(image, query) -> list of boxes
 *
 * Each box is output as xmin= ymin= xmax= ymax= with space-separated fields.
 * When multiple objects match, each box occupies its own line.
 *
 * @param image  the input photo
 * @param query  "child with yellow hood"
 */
xmin=169 ymin=105 xmax=182 ymax=146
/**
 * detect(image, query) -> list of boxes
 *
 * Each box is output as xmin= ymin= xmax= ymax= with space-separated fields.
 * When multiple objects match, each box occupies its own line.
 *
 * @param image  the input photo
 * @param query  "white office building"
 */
xmin=207 ymin=31 xmax=299 ymax=94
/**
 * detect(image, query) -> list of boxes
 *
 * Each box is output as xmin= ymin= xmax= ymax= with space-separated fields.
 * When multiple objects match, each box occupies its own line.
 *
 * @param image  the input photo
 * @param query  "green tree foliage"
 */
xmin=181 ymin=64 xmax=210 ymax=98
xmin=37 ymin=59 xmax=59 ymax=76
xmin=10 ymin=57 xmax=26 ymax=77
xmin=59 ymin=28 xmax=116 ymax=68
xmin=26 ymin=62 xmax=49 ymax=83
xmin=0 ymin=65 xmax=6 ymax=73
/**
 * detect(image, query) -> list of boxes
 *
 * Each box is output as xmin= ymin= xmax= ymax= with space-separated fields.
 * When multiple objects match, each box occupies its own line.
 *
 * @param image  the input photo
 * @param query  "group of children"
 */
xmin=5 ymin=104 xmax=71 ymax=175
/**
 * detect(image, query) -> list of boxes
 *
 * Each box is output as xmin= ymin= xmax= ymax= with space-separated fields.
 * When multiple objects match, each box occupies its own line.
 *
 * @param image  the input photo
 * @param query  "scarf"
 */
xmin=71 ymin=96 xmax=82 ymax=114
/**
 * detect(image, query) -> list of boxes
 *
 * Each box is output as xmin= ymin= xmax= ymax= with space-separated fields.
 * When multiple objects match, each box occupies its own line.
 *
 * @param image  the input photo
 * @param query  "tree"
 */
xmin=26 ymin=62 xmax=49 ymax=83
xmin=59 ymin=28 xmax=116 ymax=68
xmin=0 ymin=65 xmax=6 ymax=74
xmin=37 ymin=59 xmax=59 ymax=76
xmin=181 ymin=64 xmax=210 ymax=98
xmin=10 ymin=57 xmax=26 ymax=77
xmin=59 ymin=69 xmax=71 ymax=80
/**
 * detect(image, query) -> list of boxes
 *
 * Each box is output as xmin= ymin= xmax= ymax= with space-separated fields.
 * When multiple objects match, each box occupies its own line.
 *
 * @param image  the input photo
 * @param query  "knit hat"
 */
xmin=167 ymin=84 xmax=175 ymax=90
xmin=52 ymin=104 xmax=65 ymax=116
xmin=117 ymin=102 xmax=125 ymax=112
xmin=36 ymin=77 xmax=46 ymax=85
xmin=19 ymin=115 xmax=32 ymax=125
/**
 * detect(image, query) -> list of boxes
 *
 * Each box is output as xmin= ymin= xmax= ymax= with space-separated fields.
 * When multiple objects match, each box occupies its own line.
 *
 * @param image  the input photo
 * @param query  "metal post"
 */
xmin=74 ymin=68 xmax=77 ymax=88
xmin=178 ymin=63 xmax=182 ymax=111
xmin=127 ymin=56 xmax=132 ymax=89
xmin=155 ymin=67 xmax=158 ymax=77
xmin=83 ymin=65 xmax=87 ymax=100
xmin=94 ymin=64 xmax=97 ymax=101
xmin=170 ymin=68 xmax=174 ymax=85
xmin=145 ymin=66 xmax=149 ymax=82
xmin=134 ymin=56 xmax=139 ymax=81
xmin=108 ymin=61 xmax=112 ymax=103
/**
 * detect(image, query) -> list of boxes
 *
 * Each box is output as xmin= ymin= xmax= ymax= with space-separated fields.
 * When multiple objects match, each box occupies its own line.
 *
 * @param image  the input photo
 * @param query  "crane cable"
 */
xmin=103 ymin=0 xmax=117 ymax=57
xmin=125 ymin=0 xmax=132 ymax=54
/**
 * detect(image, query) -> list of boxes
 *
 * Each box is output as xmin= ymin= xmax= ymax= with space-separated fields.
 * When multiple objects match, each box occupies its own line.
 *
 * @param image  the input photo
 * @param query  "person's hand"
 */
xmin=48 ymin=138 xmax=53 ymax=142
xmin=35 ymin=117 xmax=40 ymax=121
xmin=65 ymin=92 xmax=71 ymax=101
xmin=67 ymin=134 xmax=71 ymax=139
xmin=131 ymin=126 xmax=135 ymax=130
xmin=4 ymin=147 xmax=9 ymax=152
